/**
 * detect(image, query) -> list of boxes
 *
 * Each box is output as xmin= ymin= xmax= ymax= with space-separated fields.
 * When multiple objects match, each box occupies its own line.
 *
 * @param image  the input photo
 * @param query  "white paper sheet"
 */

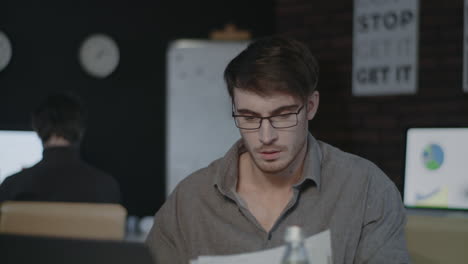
xmin=190 ymin=229 xmax=332 ymax=264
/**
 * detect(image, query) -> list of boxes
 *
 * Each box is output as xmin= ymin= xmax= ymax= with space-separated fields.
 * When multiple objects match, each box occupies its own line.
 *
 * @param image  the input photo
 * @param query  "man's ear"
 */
xmin=306 ymin=91 xmax=319 ymax=120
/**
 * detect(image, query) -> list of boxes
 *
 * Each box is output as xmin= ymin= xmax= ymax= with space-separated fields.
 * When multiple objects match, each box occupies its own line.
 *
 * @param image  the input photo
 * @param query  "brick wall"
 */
xmin=276 ymin=0 xmax=468 ymax=192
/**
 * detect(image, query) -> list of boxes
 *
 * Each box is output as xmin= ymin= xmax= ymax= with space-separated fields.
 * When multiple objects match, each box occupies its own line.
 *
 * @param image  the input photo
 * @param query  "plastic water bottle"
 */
xmin=281 ymin=226 xmax=310 ymax=264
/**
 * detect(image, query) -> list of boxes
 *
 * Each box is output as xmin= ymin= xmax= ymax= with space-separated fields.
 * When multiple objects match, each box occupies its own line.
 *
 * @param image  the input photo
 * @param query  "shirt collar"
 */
xmin=213 ymin=139 xmax=243 ymax=200
xmin=42 ymin=145 xmax=80 ymax=159
xmin=214 ymin=133 xmax=322 ymax=198
xmin=296 ymin=133 xmax=322 ymax=190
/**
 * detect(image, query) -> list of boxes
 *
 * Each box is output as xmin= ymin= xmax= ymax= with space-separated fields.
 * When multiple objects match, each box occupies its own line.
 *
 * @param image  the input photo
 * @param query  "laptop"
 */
xmin=0 ymin=233 xmax=155 ymax=264
xmin=403 ymin=127 xmax=468 ymax=213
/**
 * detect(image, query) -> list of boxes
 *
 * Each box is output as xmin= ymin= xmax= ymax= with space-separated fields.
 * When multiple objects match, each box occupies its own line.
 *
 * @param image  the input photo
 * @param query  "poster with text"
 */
xmin=353 ymin=0 xmax=419 ymax=96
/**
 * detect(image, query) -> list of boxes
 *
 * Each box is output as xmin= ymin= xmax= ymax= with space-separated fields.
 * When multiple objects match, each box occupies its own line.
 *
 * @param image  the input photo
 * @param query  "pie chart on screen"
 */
xmin=422 ymin=144 xmax=444 ymax=170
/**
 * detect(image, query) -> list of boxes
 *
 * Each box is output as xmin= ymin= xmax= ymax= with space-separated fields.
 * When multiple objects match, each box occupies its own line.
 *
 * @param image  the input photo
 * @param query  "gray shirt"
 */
xmin=146 ymin=135 xmax=409 ymax=264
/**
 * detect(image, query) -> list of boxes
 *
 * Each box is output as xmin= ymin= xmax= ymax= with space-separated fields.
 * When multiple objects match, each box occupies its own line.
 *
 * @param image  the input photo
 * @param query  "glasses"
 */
xmin=232 ymin=105 xmax=304 ymax=130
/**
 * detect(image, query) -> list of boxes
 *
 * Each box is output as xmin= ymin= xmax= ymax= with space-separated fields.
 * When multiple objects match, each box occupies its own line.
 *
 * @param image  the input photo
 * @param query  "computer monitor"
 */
xmin=404 ymin=127 xmax=468 ymax=211
xmin=0 ymin=130 xmax=43 ymax=184
xmin=0 ymin=233 xmax=155 ymax=264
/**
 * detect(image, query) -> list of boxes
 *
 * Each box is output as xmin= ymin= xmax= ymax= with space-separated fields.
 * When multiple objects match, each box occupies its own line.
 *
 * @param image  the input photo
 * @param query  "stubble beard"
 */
xmin=248 ymin=137 xmax=308 ymax=175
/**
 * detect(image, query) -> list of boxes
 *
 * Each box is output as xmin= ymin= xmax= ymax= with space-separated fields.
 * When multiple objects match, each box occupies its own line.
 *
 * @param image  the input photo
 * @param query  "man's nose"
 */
xmin=258 ymin=119 xmax=277 ymax=145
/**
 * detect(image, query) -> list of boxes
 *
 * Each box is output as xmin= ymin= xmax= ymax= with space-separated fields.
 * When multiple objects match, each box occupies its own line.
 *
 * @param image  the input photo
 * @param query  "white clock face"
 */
xmin=79 ymin=34 xmax=120 ymax=78
xmin=0 ymin=31 xmax=13 ymax=72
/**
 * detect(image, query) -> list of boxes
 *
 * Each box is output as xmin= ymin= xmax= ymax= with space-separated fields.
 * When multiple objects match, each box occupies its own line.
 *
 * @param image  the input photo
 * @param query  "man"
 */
xmin=0 ymin=92 xmax=121 ymax=203
xmin=146 ymin=36 xmax=409 ymax=263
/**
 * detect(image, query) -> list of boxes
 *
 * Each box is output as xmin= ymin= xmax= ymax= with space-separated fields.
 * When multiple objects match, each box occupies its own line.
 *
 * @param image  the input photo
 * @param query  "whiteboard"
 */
xmin=166 ymin=40 xmax=249 ymax=196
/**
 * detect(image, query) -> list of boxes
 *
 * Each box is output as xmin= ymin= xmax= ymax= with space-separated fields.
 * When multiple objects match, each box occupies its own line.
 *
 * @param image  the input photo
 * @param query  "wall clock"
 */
xmin=0 ymin=31 xmax=12 ymax=72
xmin=79 ymin=33 xmax=120 ymax=78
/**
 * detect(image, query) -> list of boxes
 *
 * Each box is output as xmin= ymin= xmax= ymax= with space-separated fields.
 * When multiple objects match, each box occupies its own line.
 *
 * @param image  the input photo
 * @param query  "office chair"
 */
xmin=0 ymin=201 xmax=126 ymax=240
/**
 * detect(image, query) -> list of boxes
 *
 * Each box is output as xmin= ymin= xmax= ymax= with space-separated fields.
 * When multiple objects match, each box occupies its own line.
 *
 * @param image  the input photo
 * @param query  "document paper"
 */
xmin=190 ymin=229 xmax=332 ymax=264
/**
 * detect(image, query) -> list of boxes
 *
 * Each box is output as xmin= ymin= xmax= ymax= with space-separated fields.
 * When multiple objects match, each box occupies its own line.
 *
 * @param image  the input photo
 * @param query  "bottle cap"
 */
xmin=284 ymin=225 xmax=303 ymax=242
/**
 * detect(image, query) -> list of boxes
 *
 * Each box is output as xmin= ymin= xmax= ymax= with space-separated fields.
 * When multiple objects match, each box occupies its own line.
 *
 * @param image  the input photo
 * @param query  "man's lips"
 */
xmin=258 ymin=150 xmax=281 ymax=160
xmin=260 ymin=150 xmax=280 ymax=153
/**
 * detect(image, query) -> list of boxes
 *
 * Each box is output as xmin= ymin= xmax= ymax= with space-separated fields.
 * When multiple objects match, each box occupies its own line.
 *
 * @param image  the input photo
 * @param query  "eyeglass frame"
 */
xmin=231 ymin=105 xmax=305 ymax=130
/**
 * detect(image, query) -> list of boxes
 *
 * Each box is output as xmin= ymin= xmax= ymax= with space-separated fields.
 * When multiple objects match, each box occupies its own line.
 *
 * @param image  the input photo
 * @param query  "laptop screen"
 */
xmin=0 ymin=130 xmax=43 ymax=184
xmin=404 ymin=127 xmax=468 ymax=211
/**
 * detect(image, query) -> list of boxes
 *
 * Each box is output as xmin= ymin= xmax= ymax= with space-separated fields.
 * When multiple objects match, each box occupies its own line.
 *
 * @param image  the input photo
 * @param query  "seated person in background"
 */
xmin=145 ymin=36 xmax=409 ymax=264
xmin=0 ymin=92 xmax=121 ymax=203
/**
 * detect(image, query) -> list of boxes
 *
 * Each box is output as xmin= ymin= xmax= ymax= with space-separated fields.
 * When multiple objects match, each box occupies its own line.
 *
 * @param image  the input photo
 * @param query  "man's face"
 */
xmin=232 ymin=89 xmax=319 ymax=174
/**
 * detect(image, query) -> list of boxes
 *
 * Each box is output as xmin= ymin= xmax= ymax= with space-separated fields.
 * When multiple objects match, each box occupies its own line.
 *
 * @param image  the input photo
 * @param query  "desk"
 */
xmin=405 ymin=213 xmax=468 ymax=264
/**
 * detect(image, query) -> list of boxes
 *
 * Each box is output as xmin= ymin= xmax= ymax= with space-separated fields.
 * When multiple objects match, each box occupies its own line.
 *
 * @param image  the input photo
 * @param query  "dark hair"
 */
xmin=224 ymin=35 xmax=319 ymax=102
xmin=31 ymin=92 xmax=86 ymax=144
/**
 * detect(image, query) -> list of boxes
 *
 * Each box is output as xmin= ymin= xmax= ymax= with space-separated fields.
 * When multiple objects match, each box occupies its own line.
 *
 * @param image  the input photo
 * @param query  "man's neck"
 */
xmin=43 ymin=136 xmax=71 ymax=148
xmin=236 ymin=142 xmax=308 ymax=232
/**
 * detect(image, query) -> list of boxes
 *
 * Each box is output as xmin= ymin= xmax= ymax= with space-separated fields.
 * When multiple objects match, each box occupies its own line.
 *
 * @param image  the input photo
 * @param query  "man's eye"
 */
xmin=275 ymin=113 xmax=293 ymax=119
xmin=242 ymin=116 xmax=258 ymax=121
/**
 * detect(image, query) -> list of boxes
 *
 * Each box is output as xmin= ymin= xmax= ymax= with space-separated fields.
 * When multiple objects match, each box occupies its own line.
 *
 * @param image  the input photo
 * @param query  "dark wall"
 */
xmin=8 ymin=0 xmax=464 ymax=215
xmin=0 ymin=0 xmax=275 ymax=216
xmin=277 ymin=0 xmax=468 ymax=192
